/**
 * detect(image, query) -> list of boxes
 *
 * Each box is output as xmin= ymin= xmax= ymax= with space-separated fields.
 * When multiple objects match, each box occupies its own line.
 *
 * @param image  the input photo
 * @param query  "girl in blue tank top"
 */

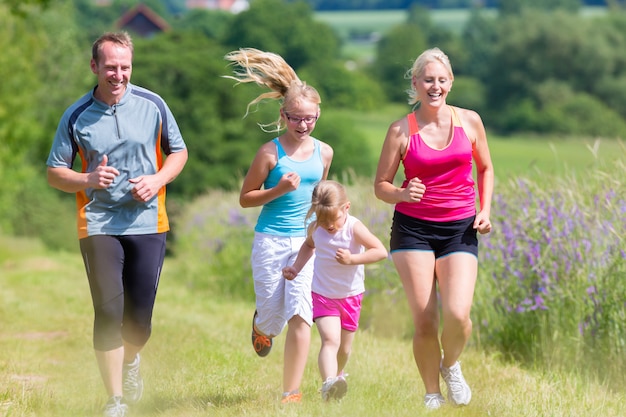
xmin=225 ymin=48 xmax=333 ymax=403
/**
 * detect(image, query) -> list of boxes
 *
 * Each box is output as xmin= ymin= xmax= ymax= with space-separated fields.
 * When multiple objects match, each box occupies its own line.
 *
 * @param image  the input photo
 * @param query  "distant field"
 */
xmin=315 ymin=8 xmax=490 ymax=59
xmin=314 ymin=8 xmax=497 ymax=37
xmin=315 ymin=10 xmax=404 ymax=60
xmin=316 ymin=7 xmax=607 ymax=60
xmin=315 ymin=9 xmax=406 ymax=39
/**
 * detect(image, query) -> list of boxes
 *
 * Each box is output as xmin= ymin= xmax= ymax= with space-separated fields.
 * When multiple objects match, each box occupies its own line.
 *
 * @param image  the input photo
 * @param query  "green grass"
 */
xmin=2 ymin=228 xmax=625 ymax=416
xmin=487 ymin=135 xmax=625 ymax=179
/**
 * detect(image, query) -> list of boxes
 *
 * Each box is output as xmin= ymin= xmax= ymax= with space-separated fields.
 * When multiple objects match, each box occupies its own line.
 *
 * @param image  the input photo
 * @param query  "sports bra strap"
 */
xmin=408 ymin=106 xmax=462 ymax=132
xmin=407 ymin=112 xmax=419 ymax=136
xmin=450 ymin=106 xmax=462 ymax=127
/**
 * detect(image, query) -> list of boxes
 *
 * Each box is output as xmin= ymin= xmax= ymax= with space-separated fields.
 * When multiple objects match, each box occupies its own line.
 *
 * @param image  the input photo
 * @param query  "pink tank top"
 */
xmin=395 ymin=107 xmax=476 ymax=222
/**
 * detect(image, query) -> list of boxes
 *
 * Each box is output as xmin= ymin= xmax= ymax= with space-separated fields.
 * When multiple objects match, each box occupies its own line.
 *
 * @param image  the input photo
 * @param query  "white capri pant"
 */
xmin=251 ymin=232 xmax=314 ymax=337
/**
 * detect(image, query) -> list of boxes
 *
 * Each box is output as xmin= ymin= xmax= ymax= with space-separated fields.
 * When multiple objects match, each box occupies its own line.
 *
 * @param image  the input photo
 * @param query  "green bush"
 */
xmin=0 ymin=158 xmax=77 ymax=252
xmin=173 ymin=190 xmax=257 ymax=301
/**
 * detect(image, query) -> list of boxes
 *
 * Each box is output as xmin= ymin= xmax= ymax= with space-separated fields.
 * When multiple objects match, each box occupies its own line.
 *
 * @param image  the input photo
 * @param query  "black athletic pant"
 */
xmin=79 ymin=233 xmax=167 ymax=351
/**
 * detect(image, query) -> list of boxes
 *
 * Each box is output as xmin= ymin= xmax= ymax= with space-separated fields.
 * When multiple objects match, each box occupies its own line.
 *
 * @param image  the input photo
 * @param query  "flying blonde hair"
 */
xmin=224 ymin=48 xmax=321 ymax=132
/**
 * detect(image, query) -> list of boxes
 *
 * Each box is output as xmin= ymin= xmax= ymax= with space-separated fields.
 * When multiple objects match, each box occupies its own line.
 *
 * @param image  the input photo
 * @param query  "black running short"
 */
xmin=79 ymin=233 xmax=167 ymax=351
xmin=389 ymin=211 xmax=478 ymax=258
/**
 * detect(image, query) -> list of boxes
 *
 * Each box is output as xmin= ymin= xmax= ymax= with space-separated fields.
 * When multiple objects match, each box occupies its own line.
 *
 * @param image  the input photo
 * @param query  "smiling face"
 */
xmin=413 ymin=60 xmax=452 ymax=108
xmin=281 ymin=98 xmax=320 ymax=141
xmin=406 ymin=48 xmax=454 ymax=107
xmin=90 ymin=41 xmax=132 ymax=105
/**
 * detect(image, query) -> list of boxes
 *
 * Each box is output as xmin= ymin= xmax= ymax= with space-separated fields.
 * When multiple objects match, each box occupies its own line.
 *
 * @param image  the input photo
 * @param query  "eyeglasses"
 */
xmin=284 ymin=112 xmax=319 ymax=124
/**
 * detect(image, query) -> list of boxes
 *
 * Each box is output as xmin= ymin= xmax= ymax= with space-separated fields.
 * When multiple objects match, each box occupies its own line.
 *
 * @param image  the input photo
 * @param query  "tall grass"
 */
xmin=175 ymin=156 xmax=626 ymax=388
xmin=475 ymin=158 xmax=626 ymax=384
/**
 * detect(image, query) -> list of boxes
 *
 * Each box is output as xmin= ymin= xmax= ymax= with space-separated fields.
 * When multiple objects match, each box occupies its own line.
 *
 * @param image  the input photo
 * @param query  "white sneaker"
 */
xmin=440 ymin=361 xmax=471 ymax=406
xmin=424 ymin=393 xmax=445 ymax=410
xmin=320 ymin=376 xmax=348 ymax=401
xmin=102 ymin=396 xmax=128 ymax=417
xmin=123 ymin=354 xmax=144 ymax=404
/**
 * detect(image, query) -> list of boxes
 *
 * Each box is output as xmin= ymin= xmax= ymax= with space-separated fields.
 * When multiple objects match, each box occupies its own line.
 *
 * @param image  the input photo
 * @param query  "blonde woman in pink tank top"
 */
xmin=374 ymin=47 xmax=494 ymax=410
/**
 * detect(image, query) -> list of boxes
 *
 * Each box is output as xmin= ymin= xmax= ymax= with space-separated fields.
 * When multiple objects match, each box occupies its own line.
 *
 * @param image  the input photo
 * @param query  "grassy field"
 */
xmin=1 ymin=234 xmax=625 ymax=417
xmin=315 ymin=9 xmax=407 ymax=39
xmin=3 ymin=142 xmax=626 ymax=416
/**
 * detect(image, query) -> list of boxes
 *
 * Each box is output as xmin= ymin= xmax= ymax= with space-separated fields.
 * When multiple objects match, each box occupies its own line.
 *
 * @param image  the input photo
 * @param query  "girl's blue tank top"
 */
xmin=255 ymin=138 xmax=324 ymax=237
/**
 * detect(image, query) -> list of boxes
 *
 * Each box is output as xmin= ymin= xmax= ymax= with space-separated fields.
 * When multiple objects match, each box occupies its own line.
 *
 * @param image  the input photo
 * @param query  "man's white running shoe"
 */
xmin=123 ymin=354 xmax=144 ymax=404
xmin=440 ymin=361 xmax=471 ymax=406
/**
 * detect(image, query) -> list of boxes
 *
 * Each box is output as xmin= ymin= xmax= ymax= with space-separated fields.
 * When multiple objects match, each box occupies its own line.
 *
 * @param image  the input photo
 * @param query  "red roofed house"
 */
xmin=116 ymin=3 xmax=171 ymax=38
xmin=186 ymin=0 xmax=249 ymax=13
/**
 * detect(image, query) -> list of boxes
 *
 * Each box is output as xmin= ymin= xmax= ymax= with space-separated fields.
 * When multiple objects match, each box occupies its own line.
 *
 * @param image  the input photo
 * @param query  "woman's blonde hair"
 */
xmin=224 ymin=48 xmax=321 ymax=132
xmin=306 ymin=180 xmax=348 ymax=228
xmin=405 ymin=47 xmax=454 ymax=106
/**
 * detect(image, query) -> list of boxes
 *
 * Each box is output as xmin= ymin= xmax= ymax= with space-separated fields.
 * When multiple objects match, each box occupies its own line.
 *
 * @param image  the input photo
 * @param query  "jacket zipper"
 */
xmin=112 ymin=104 xmax=121 ymax=140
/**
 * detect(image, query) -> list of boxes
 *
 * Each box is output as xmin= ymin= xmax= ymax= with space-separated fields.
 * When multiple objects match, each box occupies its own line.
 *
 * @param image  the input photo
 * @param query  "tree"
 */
xmin=222 ymin=0 xmax=340 ymax=71
xmin=460 ymin=8 xmax=498 ymax=81
xmin=314 ymin=113 xmax=377 ymax=180
xmin=487 ymin=11 xmax=615 ymax=106
xmin=591 ymin=12 xmax=626 ymax=117
xmin=0 ymin=0 xmax=87 ymax=248
xmin=484 ymin=10 xmax=626 ymax=136
xmin=298 ymin=60 xmax=385 ymax=111
xmin=1 ymin=0 xmax=52 ymax=15
xmin=498 ymin=0 xmax=581 ymax=15
xmin=372 ymin=5 xmax=468 ymax=103
xmin=132 ymin=31 xmax=263 ymax=195
xmin=372 ymin=22 xmax=428 ymax=102
xmin=172 ymin=8 xmax=234 ymax=40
